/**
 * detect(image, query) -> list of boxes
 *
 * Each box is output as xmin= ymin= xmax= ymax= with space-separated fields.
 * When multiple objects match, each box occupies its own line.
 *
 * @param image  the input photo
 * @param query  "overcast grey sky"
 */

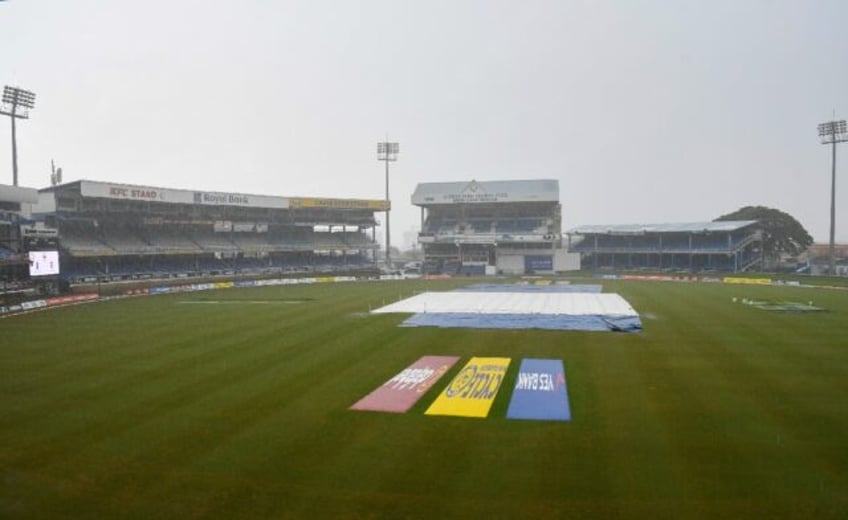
xmin=2 ymin=0 xmax=847 ymax=246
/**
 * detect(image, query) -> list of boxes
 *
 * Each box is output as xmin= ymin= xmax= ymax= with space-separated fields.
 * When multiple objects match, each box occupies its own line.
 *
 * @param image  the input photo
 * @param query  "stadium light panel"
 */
xmin=818 ymin=120 xmax=848 ymax=143
xmin=2 ymin=86 xmax=36 ymax=109
xmin=377 ymin=141 xmax=399 ymax=161
xmin=2 ymin=85 xmax=37 ymax=186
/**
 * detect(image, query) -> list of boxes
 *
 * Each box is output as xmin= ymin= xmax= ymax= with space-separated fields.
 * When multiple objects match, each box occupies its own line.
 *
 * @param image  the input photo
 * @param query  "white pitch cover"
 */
xmin=371 ymin=292 xmax=638 ymax=317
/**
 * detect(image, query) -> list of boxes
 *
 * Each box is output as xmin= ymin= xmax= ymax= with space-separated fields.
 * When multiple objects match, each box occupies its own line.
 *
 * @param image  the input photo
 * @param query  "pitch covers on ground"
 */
xmin=350 ymin=356 xmax=460 ymax=413
xmin=506 ymin=359 xmax=571 ymax=421
xmin=425 ymin=357 xmax=511 ymax=418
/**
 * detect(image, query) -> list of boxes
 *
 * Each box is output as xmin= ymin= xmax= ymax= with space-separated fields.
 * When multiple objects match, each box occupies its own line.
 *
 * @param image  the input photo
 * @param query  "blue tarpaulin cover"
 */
xmin=401 ymin=312 xmax=641 ymax=331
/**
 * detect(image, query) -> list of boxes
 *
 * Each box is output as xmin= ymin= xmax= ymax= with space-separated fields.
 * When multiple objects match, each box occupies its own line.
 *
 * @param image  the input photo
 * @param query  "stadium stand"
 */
xmin=34 ymin=180 xmax=385 ymax=284
xmin=412 ymin=179 xmax=579 ymax=275
xmin=567 ymin=221 xmax=763 ymax=272
xmin=1 ymin=184 xmax=43 ymax=299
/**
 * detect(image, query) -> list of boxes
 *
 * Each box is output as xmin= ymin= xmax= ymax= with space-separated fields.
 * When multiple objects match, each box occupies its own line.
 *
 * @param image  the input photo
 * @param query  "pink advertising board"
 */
xmin=350 ymin=356 xmax=460 ymax=413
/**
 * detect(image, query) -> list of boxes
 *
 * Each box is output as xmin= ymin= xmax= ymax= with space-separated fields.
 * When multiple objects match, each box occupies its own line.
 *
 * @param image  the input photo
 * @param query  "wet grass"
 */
xmin=1 ymin=278 xmax=847 ymax=518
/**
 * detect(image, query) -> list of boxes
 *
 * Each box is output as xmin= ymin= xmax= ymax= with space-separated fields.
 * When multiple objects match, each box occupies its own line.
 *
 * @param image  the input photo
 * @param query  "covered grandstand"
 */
xmin=1 ymin=184 xmax=41 ymax=293
xmin=33 ymin=180 xmax=387 ymax=284
xmin=567 ymin=221 xmax=763 ymax=272
xmin=413 ymin=179 xmax=578 ymax=275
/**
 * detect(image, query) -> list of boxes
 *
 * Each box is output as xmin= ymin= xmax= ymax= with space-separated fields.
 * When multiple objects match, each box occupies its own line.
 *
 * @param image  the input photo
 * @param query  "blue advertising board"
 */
xmin=524 ymin=255 xmax=553 ymax=271
xmin=506 ymin=358 xmax=571 ymax=421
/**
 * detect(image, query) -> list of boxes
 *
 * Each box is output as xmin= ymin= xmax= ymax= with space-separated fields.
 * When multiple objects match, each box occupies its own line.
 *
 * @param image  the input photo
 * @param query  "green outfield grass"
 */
xmin=1 ymin=279 xmax=847 ymax=518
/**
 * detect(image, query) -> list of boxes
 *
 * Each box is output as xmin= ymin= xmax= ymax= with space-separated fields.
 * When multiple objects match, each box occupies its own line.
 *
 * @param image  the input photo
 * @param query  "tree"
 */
xmin=715 ymin=206 xmax=813 ymax=261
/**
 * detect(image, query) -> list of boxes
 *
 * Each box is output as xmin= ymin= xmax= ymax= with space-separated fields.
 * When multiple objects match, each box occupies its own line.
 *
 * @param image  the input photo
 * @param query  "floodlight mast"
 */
xmin=1 ymin=86 xmax=37 ymax=186
xmin=818 ymin=119 xmax=848 ymax=276
xmin=377 ymin=141 xmax=399 ymax=267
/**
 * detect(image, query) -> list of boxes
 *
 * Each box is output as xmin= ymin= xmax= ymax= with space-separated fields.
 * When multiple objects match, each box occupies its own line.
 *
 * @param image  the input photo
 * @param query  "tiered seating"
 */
xmin=193 ymin=231 xmax=238 ymax=251
xmin=231 ymin=234 xmax=275 ymax=252
xmin=337 ymin=232 xmax=371 ymax=247
xmin=310 ymin=233 xmax=347 ymax=248
xmin=57 ymin=218 xmax=380 ymax=283
xmin=236 ymin=257 xmax=271 ymax=272
xmin=60 ymin=231 xmax=114 ymax=256
xmin=312 ymin=254 xmax=370 ymax=272
xmin=436 ymin=220 xmax=457 ymax=235
xmin=630 ymin=237 xmax=659 ymax=250
xmin=147 ymin=230 xmax=203 ymax=253
xmin=267 ymin=230 xmax=309 ymax=249
xmin=496 ymin=219 xmax=544 ymax=234
xmin=101 ymin=230 xmax=153 ymax=254
xmin=469 ymin=220 xmax=493 ymax=233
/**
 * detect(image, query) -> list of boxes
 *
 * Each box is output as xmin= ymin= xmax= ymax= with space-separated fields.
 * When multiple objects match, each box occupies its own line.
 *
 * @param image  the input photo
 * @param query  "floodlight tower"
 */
xmin=818 ymin=119 xmax=848 ymax=276
xmin=377 ymin=141 xmax=399 ymax=266
xmin=0 ymin=86 xmax=37 ymax=186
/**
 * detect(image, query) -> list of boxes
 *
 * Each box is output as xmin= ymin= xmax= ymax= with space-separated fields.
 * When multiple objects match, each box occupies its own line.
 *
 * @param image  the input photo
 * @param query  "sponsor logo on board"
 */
xmin=506 ymin=358 xmax=571 ymax=421
xmin=425 ymin=357 xmax=510 ymax=418
xmin=194 ymin=192 xmax=251 ymax=206
xmin=350 ymin=356 xmax=460 ymax=413
xmin=109 ymin=186 xmax=162 ymax=201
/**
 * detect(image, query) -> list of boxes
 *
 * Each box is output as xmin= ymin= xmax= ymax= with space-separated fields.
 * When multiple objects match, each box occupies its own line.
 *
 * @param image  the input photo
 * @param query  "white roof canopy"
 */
xmin=568 ymin=221 xmax=758 ymax=235
xmin=412 ymin=179 xmax=559 ymax=206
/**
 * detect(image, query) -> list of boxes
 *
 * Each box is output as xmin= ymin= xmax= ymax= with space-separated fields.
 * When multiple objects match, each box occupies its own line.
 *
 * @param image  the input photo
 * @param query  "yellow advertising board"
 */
xmin=289 ymin=197 xmax=389 ymax=211
xmin=723 ymin=277 xmax=772 ymax=285
xmin=425 ymin=357 xmax=511 ymax=418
